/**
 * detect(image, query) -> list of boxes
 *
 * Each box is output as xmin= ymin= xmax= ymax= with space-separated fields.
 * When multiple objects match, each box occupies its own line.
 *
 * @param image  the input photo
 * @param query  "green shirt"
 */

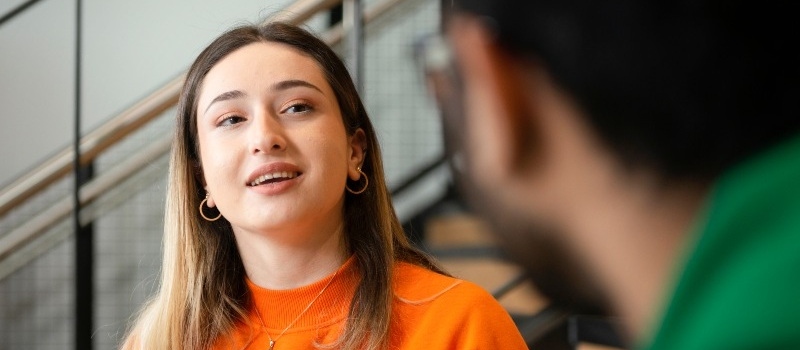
xmin=646 ymin=134 xmax=800 ymax=350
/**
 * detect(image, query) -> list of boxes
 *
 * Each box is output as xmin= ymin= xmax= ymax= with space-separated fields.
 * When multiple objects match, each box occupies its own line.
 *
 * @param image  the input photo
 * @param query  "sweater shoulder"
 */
xmin=390 ymin=262 xmax=529 ymax=349
xmin=393 ymin=262 xmax=494 ymax=305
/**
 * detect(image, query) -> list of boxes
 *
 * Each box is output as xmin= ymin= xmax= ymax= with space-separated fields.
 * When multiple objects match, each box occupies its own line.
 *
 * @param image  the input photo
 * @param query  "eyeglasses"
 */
xmin=413 ymin=33 xmax=452 ymax=76
xmin=412 ymin=32 xmax=468 ymax=176
xmin=412 ymin=33 xmax=457 ymax=109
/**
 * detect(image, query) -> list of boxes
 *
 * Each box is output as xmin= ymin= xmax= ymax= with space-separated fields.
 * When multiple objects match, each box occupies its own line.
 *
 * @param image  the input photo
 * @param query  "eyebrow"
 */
xmin=271 ymin=79 xmax=323 ymax=93
xmin=204 ymin=90 xmax=247 ymax=113
xmin=203 ymin=80 xmax=323 ymax=114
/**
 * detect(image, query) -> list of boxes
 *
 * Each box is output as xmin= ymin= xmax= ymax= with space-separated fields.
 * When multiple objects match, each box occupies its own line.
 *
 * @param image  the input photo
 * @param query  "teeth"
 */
xmin=250 ymin=172 xmax=298 ymax=186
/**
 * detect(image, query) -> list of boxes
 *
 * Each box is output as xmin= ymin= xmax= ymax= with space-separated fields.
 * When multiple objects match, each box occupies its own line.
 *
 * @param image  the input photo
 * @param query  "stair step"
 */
xmin=425 ymin=213 xmax=497 ymax=248
xmin=425 ymin=213 xmax=548 ymax=316
xmin=439 ymin=257 xmax=547 ymax=315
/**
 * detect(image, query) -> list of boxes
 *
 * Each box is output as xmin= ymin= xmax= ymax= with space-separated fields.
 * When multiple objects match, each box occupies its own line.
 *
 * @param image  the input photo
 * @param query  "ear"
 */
xmin=203 ymin=187 xmax=217 ymax=208
xmin=193 ymin=160 xmax=215 ymax=207
xmin=348 ymin=128 xmax=368 ymax=181
xmin=449 ymin=16 xmax=538 ymax=179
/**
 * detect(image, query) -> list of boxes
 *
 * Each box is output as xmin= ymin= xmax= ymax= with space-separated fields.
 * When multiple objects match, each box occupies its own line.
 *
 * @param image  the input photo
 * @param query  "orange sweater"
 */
xmin=212 ymin=257 xmax=528 ymax=349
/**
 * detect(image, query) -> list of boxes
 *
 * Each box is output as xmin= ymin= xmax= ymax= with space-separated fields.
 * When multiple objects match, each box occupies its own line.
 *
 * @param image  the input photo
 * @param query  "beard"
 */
xmin=458 ymin=175 xmax=611 ymax=315
xmin=430 ymin=59 xmax=610 ymax=315
xmin=441 ymin=114 xmax=609 ymax=315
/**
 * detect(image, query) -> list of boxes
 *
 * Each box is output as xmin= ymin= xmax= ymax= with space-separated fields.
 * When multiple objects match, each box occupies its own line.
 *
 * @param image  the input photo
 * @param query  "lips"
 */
xmin=250 ymin=171 xmax=299 ymax=186
xmin=246 ymin=162 xmax=303 ymax=187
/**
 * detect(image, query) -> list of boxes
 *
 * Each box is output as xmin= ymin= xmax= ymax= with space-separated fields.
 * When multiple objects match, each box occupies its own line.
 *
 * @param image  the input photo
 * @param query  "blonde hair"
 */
xmin=122 ymin=22 xmax=442 ymax=350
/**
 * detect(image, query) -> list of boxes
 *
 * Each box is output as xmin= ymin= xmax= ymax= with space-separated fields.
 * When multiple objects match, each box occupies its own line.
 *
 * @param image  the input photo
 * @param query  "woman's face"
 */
xmin=196 ymin=41 xmax=364 ymax=241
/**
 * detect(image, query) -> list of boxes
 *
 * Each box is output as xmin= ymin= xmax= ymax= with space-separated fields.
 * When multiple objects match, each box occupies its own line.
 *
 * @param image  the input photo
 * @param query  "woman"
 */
xmin=122 ymin=22 xmax=526 ymax=350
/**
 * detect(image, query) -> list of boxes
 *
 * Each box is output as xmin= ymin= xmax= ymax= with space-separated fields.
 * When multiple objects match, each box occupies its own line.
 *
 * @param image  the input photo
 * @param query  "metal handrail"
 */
xmin=0 ymin=0 xmax=408 ymax=263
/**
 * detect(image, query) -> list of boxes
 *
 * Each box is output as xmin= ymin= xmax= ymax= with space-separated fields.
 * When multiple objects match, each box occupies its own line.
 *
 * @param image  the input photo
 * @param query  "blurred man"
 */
xmin=420 ymin=1 xmax=800 ymax=348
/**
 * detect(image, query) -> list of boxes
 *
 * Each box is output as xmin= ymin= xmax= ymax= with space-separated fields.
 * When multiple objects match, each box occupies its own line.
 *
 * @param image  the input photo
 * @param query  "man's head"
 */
xmin=434 ymin=0 xmax=799 ymax=313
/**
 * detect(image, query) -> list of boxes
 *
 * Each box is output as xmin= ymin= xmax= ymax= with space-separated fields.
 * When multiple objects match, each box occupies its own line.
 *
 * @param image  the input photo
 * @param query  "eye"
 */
xmin=282 ymin=103 xmax=313 ymax=114
xmin=218 ymin=115 xmax=246 ymax=127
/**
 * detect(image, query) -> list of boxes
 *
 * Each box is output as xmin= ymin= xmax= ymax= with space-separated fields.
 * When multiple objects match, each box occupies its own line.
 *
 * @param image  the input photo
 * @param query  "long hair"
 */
xmin=122 ymin=22 xmax=442 ymax=350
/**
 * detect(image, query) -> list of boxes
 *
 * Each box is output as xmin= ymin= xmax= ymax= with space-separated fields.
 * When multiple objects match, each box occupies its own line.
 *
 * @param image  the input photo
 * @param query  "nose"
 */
xmin=249 ymin=112 xmax=287 ymax=155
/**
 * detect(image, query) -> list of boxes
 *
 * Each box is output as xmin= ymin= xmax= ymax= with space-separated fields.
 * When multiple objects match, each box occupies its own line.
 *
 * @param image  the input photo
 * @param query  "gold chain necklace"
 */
xmin=253 ymin=268 xmax=341 ymax=350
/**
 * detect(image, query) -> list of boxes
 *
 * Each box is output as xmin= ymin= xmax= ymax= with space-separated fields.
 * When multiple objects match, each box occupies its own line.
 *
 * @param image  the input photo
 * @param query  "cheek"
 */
xmin=463 ymin=85 xmax=507 ymax=188
xmin=197 ymin=133 xmax=234 ymax=187
xmin=307 ymin=120 xmax=349 ymax=164
xmin=316 ymin=135 xmax=350 ymax=176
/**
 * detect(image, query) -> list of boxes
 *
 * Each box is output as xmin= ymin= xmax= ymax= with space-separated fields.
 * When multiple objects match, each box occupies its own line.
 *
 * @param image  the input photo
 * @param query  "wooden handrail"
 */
xmin=0 ymin=76 xmax=181 ymax=218
xmin=0 ymin=136 xmax=172 ymax=261
xmin=274 ymin=0 xmax=342 ymax=24
xmin=0 ymin=0 xmax=343 ymax=218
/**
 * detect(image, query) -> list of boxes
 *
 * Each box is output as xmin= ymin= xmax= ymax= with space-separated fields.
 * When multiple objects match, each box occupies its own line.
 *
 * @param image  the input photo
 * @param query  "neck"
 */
xmin=234 ymin=219 xmax=348 ymax=290
xmin=566 ymin=168 xmax=707 ymax=340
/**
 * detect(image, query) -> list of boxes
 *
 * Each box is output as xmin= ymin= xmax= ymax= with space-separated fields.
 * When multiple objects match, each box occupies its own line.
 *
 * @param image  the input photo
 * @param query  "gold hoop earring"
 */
xmin=346 ymin=167 xmax=369 ymax=195
xmin=199 ymin=193 xmax=222 ymax=221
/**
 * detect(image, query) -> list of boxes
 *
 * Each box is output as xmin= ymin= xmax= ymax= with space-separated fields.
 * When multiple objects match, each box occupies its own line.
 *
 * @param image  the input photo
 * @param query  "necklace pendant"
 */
xmin=268 ymin=339 xmax=275 ymax=350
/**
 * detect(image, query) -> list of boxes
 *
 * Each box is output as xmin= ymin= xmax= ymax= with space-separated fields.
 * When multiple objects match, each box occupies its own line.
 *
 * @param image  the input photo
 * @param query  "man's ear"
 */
xmin=449 ymin=16 xmax=539 ymax=177
xmin=348 ymin=128 xmax=368 ymax=181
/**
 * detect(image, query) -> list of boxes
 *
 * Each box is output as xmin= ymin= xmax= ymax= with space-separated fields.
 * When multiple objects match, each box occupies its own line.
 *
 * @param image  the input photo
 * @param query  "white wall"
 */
xmin=0 ymin=0 xmax=76 ymax=185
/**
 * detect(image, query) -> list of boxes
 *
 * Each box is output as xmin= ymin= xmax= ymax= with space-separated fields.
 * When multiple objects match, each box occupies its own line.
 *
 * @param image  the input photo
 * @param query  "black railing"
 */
xmin=0 ymin=0 xmax=45 ymax=27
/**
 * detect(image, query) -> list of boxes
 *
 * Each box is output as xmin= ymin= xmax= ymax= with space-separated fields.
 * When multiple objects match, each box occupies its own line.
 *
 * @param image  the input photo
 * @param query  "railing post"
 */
xmin=343 ymin=0 xmax=364 ymax=92
xmin=75 ymin=164 xmax=94 ymax=350
xmin=73 ymin=0 xmax=93 ymax=348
